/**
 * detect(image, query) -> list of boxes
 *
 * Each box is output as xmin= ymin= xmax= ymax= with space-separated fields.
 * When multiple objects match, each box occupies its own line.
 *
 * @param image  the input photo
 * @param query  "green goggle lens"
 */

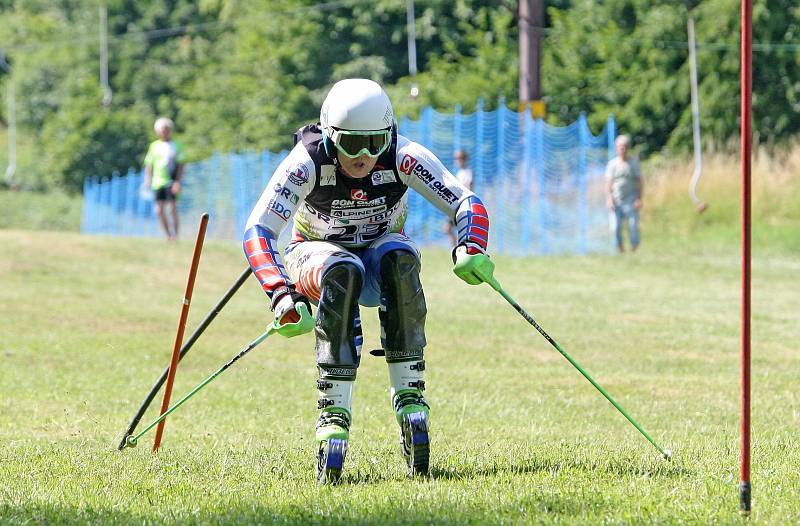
xmin=333 ymin=130 xmax=390 ymax=158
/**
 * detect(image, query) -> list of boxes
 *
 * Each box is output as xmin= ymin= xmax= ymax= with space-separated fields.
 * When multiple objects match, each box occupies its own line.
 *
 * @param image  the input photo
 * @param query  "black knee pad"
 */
xmin=379 ymin=250 xmax=426 ymax=363
xmin=316 ymin=262 xmax=363 ymax=380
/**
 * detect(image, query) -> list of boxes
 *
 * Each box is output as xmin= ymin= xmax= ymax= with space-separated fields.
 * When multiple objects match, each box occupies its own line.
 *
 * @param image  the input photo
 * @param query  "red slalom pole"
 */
xmin=739 ymin=0 xmax=752 ymax=516
xmin=153 ymin=213 xmax=210 ymax=452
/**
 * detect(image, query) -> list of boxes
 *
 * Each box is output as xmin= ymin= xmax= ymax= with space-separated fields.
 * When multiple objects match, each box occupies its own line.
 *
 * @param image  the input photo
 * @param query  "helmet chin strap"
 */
xmin=322 ymin=130 xmax=336 ymax=160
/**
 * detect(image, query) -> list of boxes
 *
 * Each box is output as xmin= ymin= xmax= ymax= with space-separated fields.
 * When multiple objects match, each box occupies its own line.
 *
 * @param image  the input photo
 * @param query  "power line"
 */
xmin=605 ymin=37 xmax=800 ymax=52
xmin=4 ymin=0 xmax=394 ymax=53
xmin=543 ymin=26 xmax=800 ymax=52
xmin=6 ymin=2 xmax=800 ymax=55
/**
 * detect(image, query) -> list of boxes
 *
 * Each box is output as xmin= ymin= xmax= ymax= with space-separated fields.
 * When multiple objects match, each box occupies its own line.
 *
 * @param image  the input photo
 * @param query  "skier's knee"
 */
xmin=379 ymin=249 xmax=426 ymax=362
xmin=316 ymin=262 xmax=363 ymax=379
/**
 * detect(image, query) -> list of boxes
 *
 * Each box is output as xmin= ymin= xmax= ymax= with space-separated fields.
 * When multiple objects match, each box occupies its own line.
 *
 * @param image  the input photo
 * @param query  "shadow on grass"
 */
xmin=0 ymin=499 xmax=605 ymax=526
xmin=427 ymin=455 xmax=694 ymax=481
xmin=332 ymin=452 xmax=694 ymax=487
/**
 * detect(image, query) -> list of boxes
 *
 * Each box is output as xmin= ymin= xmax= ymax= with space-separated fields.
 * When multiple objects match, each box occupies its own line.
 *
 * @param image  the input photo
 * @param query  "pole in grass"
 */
xmin=122 ymin=306 xmax=311 ymax=449
xmin=739 ymin=0 xmax=753 ymax=515
xmin=116 ymin=266 xmax=252 ymax=451
xmin=483 ymin=275 xmax=671 ymax=460
xmin=152 ymin=213 xmax=209 ymax=452
xmin=123 ymin=326 xmax=278 ymax=449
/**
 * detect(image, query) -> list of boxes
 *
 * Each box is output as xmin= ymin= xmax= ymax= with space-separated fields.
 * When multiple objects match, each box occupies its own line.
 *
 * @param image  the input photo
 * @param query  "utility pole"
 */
xmin=100 ymin=2 xmax=113 ymax=106
xmin=519 ymin=0 xmax=545 ymax=118
xmin=1 ymin=51 xmax=14 ymax=185
xmin=406 ymin=0 xmax=419 ymax=98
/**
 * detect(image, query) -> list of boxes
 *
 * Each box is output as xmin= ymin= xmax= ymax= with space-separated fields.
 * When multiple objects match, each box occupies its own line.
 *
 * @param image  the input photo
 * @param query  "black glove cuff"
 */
xmin=451 ymin=242 xmax=487 ymax=264
xmin=270 ymin=284 xmax=311 ymax=313
xmin=451 ymin=244 xmax=464 ymax=264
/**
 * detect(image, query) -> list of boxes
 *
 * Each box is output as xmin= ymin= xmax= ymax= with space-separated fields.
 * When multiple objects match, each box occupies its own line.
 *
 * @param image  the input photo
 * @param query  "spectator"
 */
xmin=144 ymin=117 xmax=185 ymax=241
xmin=605 ymin=135 xmax=643 ymax=252
xmin=445 ymin=149 xmax=474 ymax=246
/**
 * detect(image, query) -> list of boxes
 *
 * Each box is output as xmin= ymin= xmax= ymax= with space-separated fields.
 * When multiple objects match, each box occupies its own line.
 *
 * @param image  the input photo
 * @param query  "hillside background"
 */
xmin=1 ymin=0 xmax=800 ymax=192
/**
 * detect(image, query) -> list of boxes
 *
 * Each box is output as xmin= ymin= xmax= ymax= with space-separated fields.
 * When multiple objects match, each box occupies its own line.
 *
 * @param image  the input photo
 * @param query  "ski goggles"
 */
xmin=329 ymin=128 xmax=391 ymax=158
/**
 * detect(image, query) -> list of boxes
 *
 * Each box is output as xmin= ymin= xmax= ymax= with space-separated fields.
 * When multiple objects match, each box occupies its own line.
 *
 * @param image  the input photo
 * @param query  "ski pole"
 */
xmin=121 ymin=326 xmax=275 ymax=450
xmin=483 ymin=275 xmax=672 ymax=460
xmin=116 ymin=266 xmax=252 ymax=451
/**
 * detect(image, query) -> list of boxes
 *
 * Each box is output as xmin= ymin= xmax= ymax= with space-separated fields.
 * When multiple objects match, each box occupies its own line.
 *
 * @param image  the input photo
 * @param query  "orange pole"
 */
xmin=153 ymin=213 xmax=210 ymax=452
xmin=739 ymin=0 xmax=752 ymax=515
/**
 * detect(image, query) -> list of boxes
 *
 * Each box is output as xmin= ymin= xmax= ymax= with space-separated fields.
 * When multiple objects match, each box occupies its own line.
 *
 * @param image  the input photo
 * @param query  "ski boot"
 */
xmin=394 ymin=388 xmax=430 ymax=476
xmin=315 ymin=407 xmax=350 ymax=484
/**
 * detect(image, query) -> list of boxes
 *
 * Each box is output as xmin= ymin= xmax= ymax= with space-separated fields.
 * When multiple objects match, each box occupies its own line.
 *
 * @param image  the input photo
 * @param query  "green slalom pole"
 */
xmin=484 ymin=275 xmax=672 ymax=460
xmin=122 ymin=327 xmax=275 ymax=449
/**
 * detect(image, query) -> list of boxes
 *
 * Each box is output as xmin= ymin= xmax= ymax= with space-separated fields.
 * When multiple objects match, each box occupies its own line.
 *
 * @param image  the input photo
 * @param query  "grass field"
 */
xmin=0 ymin=188 xmax=82 ymax=232
xmin=644 ymin=150 xmax=800 ymax=255
xmin=1 ymin=226 xmax=798 ymax=525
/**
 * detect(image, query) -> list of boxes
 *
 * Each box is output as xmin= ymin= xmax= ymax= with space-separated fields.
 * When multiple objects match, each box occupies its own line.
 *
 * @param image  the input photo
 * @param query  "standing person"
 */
xmin=444 ymin=149 xmax=474 ymax=246
xmin=605 ymin=135 xmax=643 ymax=252
xmin=144 ymin=117 xmax=186 ymax=241
xmin=243 ymin=79 xmax=494 ymax=483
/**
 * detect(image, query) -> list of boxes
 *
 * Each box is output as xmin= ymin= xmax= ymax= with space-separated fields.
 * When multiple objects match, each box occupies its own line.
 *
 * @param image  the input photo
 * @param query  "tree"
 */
xmin=543 ymin=0 xmax=800 ymax=154
xmin=5 ymin=0 xmax=797 ymax=191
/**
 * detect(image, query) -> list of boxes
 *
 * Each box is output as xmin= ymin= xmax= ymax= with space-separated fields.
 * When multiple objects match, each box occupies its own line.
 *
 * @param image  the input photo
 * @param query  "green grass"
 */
xmin=0 ymin=228 xmax=798 ymax=525
xmin=0 ymin=189 xmax=82 ymax=231
xmin=643 ymin=151 xmax=800 ymax=254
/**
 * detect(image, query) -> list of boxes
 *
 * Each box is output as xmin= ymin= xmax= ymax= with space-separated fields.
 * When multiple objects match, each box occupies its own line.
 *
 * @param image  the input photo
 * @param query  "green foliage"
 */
xmin=2 ymin=0 xmax=800 ymax=191
xmin=388 ymin=5 xmax=519 ymax=118
xmin=177 ymin=1 xmax=321 ymax=157
xmin=41 ymin=91 xmax=152 ymax=189
xmin=545 ymin=1 xmax=698 ymax=151
xmin=0 ymin=0 xmax=516 ymax=190
xmin=543 ymin=0 xmax=800 ymax=155
xmin=0 ymin=188 xmax=82 ymax=230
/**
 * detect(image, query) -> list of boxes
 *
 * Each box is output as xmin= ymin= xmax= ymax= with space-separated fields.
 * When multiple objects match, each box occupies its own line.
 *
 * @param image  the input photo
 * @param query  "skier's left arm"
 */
xmin=143 ymin=141 xmax=154 ymax=189
xmin=172 ymin=142 xmax=186 ymax=194
xmin=396 ymin=137 xmax=494 ymax=285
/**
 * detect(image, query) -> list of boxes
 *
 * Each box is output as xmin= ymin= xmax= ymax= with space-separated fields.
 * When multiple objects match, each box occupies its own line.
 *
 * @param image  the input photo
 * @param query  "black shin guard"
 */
xmin=316 ymin=263 xmax=363 ymax=380
xmin=379 ymin=250 xmax=427 ymax=363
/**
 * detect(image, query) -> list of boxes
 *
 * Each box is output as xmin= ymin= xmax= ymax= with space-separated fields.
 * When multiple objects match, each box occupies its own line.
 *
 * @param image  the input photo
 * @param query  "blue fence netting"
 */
xmin=82 ymin=102 xmax=616 ymax=256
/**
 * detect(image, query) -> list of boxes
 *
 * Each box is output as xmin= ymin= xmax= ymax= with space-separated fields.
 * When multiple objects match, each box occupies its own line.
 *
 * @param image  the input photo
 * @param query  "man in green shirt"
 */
xmin=144 ymin=117 xmax=186 ymax=241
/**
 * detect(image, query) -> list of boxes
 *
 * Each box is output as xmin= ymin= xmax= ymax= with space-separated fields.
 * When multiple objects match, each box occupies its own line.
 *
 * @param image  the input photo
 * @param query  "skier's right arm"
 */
xmin=243 ymin=143 xmax=315 ymax=333
xmin=604 ymin=160 xmax=615 ymax=210
xmin=143 ymin=142 xmax=154 ymax=188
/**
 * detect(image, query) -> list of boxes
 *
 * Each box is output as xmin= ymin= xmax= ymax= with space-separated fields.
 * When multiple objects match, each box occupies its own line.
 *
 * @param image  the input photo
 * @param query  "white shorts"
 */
xmin=284 ymin=233 xmax=421 ymax=307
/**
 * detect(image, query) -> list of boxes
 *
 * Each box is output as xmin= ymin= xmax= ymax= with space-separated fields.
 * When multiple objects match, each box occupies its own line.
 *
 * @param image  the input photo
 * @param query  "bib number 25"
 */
xmin=326 ymin=221 xmax=388 ymax=244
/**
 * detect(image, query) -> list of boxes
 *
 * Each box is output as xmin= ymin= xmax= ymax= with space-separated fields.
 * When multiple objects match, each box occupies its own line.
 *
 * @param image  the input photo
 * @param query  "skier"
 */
xmin=243 ymin=79 xmax=494 ymax=483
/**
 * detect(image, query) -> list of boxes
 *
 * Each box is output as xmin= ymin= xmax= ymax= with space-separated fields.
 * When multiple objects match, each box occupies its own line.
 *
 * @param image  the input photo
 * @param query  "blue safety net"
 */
xmin=82 ymin=102 xmax=616 ymax=256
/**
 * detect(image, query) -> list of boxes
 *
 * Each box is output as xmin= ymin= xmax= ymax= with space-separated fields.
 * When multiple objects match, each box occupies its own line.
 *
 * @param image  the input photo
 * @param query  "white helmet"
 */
xmin=320 ymin=79 xmax=394 ymax=158
xmin=320 ymin=79 xmax=394 ymax=133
